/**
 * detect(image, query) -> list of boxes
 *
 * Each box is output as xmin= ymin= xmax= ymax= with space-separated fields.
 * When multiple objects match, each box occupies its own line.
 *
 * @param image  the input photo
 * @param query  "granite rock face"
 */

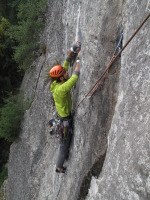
xmin=86 ymin=1 xmax=150 ymax=200
xmin=8 ymin=0 xmax=150 ymax=200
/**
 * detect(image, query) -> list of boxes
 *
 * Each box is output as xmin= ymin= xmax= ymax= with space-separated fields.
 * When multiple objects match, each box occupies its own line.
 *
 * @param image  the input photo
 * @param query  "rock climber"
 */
xmin=49 ymin=41 xmax=81 ymax=173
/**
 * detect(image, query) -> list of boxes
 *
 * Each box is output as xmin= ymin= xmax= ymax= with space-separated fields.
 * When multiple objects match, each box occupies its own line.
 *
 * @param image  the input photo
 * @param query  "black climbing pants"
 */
xmin=56 ymin=116 xmax=72 ymax=168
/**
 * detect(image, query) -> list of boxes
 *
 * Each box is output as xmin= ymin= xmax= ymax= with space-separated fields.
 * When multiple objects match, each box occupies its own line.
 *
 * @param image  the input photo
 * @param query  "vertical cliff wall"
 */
xmin=8 ymin=0 xmax=150 ymax=200
xmin=86 ymin=1 xmax=150 ymax=200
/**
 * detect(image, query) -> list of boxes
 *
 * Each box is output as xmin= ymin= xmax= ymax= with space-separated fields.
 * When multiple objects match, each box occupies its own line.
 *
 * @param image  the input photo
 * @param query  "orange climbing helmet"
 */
xmin=49 ymin=65 xmax=66 ymax=78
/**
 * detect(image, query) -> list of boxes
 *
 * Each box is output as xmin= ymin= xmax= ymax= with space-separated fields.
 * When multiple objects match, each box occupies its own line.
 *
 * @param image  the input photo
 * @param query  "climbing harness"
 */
xmin=73 ymin=12 xmax=150 ymax=114
xmin=49 ymin=118 xmax=63 ymax=143
xmin=48 ymin=116 xmax=72 ymax=143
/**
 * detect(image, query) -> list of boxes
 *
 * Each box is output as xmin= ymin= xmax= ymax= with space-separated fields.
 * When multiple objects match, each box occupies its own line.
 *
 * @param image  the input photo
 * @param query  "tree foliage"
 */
xmin=0 ymin=163 xmax=8 ymax=187
xmin=0 ymin=17 xmax=22 ymax=106
xmin=0 ymin=92 xmax=24 ymax=142
xmin=0 ymin=0 xmax=20 ymax=24
xmin=0 ymin=0 xmax=47 ymax=185
xmin=10 ymin=0 xmax=47 ymax=71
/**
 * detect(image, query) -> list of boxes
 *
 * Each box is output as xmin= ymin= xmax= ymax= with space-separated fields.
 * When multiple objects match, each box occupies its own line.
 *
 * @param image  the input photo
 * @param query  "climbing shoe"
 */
xmin=56 ymin=167 xmax=66 ymax=173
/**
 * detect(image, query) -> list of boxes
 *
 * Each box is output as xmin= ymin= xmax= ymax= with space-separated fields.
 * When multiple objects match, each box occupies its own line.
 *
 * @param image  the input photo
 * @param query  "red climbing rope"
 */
xmin=87 ymin=56 xmax=115 ymax=97
xmin=73 ymin=12 xmax=150 ymax=113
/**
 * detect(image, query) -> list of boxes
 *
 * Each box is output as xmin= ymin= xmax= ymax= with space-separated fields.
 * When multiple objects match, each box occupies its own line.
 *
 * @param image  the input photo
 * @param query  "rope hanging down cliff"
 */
xmin=73 ymin=12 xmax=150 ymax=114
xmin=87 ymin=29 xmax=123 ymax=97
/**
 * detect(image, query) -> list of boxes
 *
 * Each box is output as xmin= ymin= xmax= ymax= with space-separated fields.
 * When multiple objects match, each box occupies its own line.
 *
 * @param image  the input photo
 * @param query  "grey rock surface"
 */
xmin=8 ymin=0 xmax=150 ymax=200
xmin=86 ymin=1 xmax=150 ymax=200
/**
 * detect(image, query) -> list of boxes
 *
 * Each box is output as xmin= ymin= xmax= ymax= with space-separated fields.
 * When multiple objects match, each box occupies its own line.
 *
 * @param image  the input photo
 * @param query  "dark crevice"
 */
xmin=78 ymin=152 xmax=106 ymax=200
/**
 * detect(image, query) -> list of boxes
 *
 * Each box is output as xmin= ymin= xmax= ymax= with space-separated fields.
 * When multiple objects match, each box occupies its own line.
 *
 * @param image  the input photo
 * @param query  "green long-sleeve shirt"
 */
xmin=50 ymin=60 xmax=79 ymax=118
